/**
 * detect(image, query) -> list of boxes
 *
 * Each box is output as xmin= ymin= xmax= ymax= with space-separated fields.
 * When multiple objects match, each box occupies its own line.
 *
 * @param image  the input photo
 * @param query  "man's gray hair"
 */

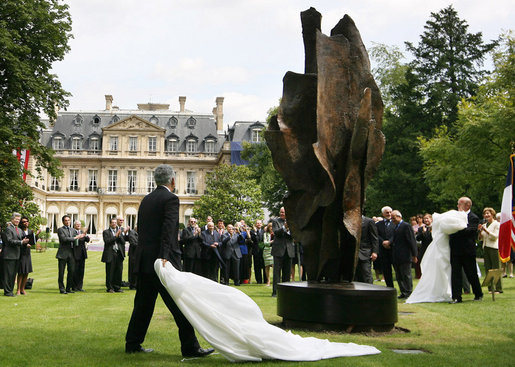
xmin=392 ymin=210 xmax=402 ymax=218
xmin=11 ymin=212 xmax=21 ymax=220
xmin=154 ymin=164 xmax=175 ymax=186
xmin=381 ymin=206 xmax=392 ymax=214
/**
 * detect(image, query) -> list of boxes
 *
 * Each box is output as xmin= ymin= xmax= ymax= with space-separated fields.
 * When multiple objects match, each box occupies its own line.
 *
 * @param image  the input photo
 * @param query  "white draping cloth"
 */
xmin=154 ymin=260 xmax=380 ymax=362
xmin=406 ymin=210 xmax=468 ymax=304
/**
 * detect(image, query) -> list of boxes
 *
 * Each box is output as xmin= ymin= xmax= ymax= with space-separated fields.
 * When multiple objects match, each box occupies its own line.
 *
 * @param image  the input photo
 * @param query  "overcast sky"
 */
xmin=52 ymin=0 xmax=513 ymax=128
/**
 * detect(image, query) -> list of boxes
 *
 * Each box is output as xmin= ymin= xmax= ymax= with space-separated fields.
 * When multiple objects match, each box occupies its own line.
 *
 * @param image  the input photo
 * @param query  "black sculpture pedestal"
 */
xmin=277 ymin=281 xmax=397 ymax=332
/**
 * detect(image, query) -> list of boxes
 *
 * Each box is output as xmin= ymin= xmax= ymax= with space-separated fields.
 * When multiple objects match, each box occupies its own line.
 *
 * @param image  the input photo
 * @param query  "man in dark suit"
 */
xmin=271 ymin=207 xmax=295 ymax=297
xmin=220 ymin=224 xmax=242 ymax=285
xmin=72 ymin=220 xmax=90 ymax=292
xmin=355 ymin=215 xmax=379 ymax=284
xmin=376 ymin=206 xmax=395 ymax=287
xmin=57 ymin=215 xmax=85 ymax=294
xmin=127 ymin=227 xmax=138 ymax=289
xmin=180 ymin=217 xmax=202 ymax=275
xmin=3 ymin=213 xmax=29 ymax=296
xmin=250 ymin=219 xmax=266 ymax=284
xmin=125 ymin=164 xmax=213 ymax=357
xmin=201 ymin=222 xmax=223 ymax=282
xmin=449 ymin=197 xmax=483 ymax=303
xmin=102 ymin=218 xmax=126 ymax=293
xmin=391 ymin=210 xmax=418 ymax=299
xmin=0 ymin=225 xmax=4 ymax=290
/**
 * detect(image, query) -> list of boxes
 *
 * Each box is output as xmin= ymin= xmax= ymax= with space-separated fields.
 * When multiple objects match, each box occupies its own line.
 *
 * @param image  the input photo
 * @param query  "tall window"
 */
xmin=48 ymin=213 xmax=58 ymax=233
xmin=69 ymin=169 xmax=79 ymax=191
xmin=52 ymin=137 xmax=63 ymax=150
xmin=86 ymin=214 xmax=97 ymax=235
xmin=106 ymin=214 xmax=116 ymax=227
xmin=90 ymin=137 xmax=99 ymax=151
xmin=251 ymin=128 xmax=262 ymax=142
xmin=108 ymin=170 xmax=117 ymax=192
xmin=50 ymin=176 xmax=59 ymax=191
xmin=147 ymin=170 xmax=156 ymax=193
xmin=68 ymin=213 xmax=79 ymax=224
xmin=167 ymin=138 xmax=178 ymax=153
xmin=205 ymin=140 xmax=215 ymax=153
xmin=129 ymin=136 xmax=138 ymax=152
xmin=88 ymin=170 xmax=98 ymax=191
xmin=126 ymin=214 xmax=137 ymax=229
xmin=109 ymin=136 xmax=118 ymax=151
xmin=127 ymin=170 xmax=137 ymax=194
xmin=186 ymin=171 xmax=196 ymax=194
xmin=186 ymin=139 xmax=196 ymax=153
xmin=71 ymin=137 xmax=81 ymax=150
xmin=148 ymin=136 xmax=157 ymax=152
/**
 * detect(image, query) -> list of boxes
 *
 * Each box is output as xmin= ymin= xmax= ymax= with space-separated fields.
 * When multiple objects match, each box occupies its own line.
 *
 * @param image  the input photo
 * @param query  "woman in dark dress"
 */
xmin=17 ymin=217 xmax=39 ymax=295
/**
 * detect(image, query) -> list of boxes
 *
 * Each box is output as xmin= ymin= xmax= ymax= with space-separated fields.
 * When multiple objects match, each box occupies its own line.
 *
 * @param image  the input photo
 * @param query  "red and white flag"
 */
xmin=499 ymin=154 xmax=515 ymax=262
xmin=13 ymin=149 xmax=31 ymax=181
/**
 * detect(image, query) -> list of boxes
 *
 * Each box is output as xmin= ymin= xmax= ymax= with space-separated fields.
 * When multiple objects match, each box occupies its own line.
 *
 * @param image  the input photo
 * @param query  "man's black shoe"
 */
xmin=182 ymin=347 xmax=215 ymax=358
xmin=449 ymin=299 xmax=462 ymax=304
xmin=114 ymin=289 xmax=124 ymax=293
xmin=106 ymin=289 xmax=114 ymax=293
xmin=473 ymin=296 xmax=483 ymax=301
xmin=60 ymin=290 xmax=67 ymax=294
xmin=126 ymin=346 xmax=154 ymax=354
xmin=66 ymin=289 xmax=75 ymax=293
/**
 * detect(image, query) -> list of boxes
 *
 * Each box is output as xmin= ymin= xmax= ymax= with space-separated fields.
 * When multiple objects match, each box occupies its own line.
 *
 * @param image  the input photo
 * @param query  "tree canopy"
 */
xmin=193 ymin=164 xmax=263 ymax=225
xmin=0 ymin=0 xmax=72 ymax=225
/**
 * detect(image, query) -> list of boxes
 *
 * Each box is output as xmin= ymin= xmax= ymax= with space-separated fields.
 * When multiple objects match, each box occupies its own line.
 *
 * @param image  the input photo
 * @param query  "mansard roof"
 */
xmin=228 ymin=121 xmax=266 ymax=142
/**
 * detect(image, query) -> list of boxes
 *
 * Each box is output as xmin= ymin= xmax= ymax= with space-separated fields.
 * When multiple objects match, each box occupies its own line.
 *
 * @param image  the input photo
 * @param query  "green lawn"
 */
xmin=1 ymin=249 xmax=513 ymax=366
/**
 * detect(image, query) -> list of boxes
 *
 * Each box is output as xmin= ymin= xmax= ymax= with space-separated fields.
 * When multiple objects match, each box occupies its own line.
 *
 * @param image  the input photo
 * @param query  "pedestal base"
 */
xmin=277 ymin=281 xmax=397 ymax=332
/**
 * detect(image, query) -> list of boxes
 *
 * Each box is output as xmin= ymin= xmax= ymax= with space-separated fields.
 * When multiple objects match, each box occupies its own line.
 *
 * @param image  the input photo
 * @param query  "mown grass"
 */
xmin=0 ymin=249 xmax=513 ymax=366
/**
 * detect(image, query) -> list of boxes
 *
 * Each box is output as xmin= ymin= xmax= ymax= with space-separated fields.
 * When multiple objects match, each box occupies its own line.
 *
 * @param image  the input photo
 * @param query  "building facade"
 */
xmin=29 ymin=95 xmax=243 ymax=239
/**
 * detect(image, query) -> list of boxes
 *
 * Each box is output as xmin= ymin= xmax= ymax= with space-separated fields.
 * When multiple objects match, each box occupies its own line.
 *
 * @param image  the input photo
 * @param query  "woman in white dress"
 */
xmin=154 ymin=259 xmax=380 ymax=362
xmin=406 ymin=210 xmax=468 ymax=304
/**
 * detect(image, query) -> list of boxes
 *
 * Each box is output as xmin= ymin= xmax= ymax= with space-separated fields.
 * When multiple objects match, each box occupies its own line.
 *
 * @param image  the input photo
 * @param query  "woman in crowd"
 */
xmin=415 ymin=213 xmax=433 ymax=278
xmin=262 ymin=222 xmax=274 ymax=286
xmin=17 ymin=217 xmax=39 ymax=295
xmin=479 ymin=207 xmax=502 ymax=293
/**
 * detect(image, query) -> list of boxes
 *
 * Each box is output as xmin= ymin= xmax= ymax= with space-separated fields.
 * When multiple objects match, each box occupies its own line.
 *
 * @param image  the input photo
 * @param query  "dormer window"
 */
xmin=251 ymin=128 xmax=263 ymax=142
xmin=149 ymin=115 xmax=159 ymax=125
xmin=52 ymin=136 xmax=64 ymax=150
xmin=90 ymin=136 xmax=99 ymax=151
xmin=187 ymin=116 xmax=196 ymax=129
xmin=168 ymin=116 xmax=178 ymax=128
xmin=186 ymin=139 xmax=197 ymax=153
xmin=92 ymin=115 xmax=101 ymax=125
xmin=205 ymin=140 xmax=215 ymax=153
xmin=71 ymin=137 xmax=82 ymax=150
xmin=167 ymin=138 xmax=178 ymax=152
xmin=73 ymin=114 xmax=83 ymax=126
xmin=110 ymin=115 xmax=119 ymax=124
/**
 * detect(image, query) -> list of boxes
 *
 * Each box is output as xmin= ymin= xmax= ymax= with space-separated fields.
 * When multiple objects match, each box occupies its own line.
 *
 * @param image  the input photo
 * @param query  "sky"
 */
xmin=52 ymin=0 xmax=513 ymax=129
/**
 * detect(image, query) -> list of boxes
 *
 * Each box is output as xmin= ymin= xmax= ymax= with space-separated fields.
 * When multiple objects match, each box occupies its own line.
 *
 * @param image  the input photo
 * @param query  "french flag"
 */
xmin=499 ymin=154 xmax=515 ymax=262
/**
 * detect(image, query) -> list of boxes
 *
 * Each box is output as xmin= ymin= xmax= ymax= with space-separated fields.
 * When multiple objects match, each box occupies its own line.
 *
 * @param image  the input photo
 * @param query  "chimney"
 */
xmin=179 ymin=96 xmax=186 ymax=113
xmin=105 ymin=95 xmax=113 ymax=111
xmin=215 ymin=97 xmax=224 ymax=132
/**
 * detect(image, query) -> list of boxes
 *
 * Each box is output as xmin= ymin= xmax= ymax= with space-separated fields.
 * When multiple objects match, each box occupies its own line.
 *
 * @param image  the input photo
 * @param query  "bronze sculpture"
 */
xmin=265 ymin=8 xmax=385 ymax=283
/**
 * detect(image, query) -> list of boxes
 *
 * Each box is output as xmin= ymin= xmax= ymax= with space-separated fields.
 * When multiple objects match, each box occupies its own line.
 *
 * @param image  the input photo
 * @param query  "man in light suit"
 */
xmin=220 ymin=224 xmax=242 ymax=285
xmin=355 ymin=215 xmax=379 ymax=284
xmin=391 ymin=210 xmax=418 ymax=299
xmin=3 ymin=213 xmax=29 ymax=296
xmin=72 ymin=220 xmax=90 ymax=292
xmin=271 ymin=207 xmax=295 ymax=297
xmin=102 ymin=218 xmax=126 ymax=293
xmin=57 ymin=215 xmax=85 ymax=294
xmin=449 ymin=197 xmax=483 ymax=303
xmin=201 ymin=221 xmax=223 ymax=282
xmin=125 ymin=164 xmax=213 ymax=357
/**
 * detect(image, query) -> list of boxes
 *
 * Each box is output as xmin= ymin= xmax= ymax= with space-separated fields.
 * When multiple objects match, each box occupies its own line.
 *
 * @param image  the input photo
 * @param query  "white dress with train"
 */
xmin=154 ymin=260 xmax=380 ymax=362
xmin=405 ymin=210 xmax=468 ymax=304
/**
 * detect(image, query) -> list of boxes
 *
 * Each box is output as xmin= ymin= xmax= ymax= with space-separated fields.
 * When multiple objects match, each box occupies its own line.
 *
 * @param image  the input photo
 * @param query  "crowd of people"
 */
xmin=1 ymin=197 xmax=513 ymax=302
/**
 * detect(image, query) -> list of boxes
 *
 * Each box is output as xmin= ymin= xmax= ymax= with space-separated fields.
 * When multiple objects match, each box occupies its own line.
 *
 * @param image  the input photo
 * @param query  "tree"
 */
xmin=241 ymin=102 xmax=287 ymax=216
xmin=193 ymin=164 xmax=263 ymax=225
xmin=0 ymin=0 xmax=72 ymax=225
xmin=405 ymin=5 xmax=497 ymax=129
xmin=420 ymin=33 xmax=515 ymax=211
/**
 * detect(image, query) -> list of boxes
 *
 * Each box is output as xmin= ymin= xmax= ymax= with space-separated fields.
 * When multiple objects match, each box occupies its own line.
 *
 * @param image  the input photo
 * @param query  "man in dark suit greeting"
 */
xmin=391 ymin=210 xmax=418 ymax=299
xmin=57 ymin=215 xmax=85 ymax=294
xmin=271 ymin=207 xmax=295 ymax=297
xmin=125 ymin=164 xmax=213 ymax=357
xmin=376 ymin=206 xmax=395 ymax=287
xmin=449 ymin=197 xmax=483 ymax=303
xmin=3 ymin=213 xmax=29 ymax=296
xmin=102 ymin=218 xmax=126 ymax=293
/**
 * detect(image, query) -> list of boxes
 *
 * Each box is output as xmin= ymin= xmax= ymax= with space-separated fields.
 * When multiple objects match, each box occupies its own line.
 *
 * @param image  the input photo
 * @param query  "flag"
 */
xmin=499 ymin=154 xmax=515 ymax=262
xmin=13 ymin=149 xmax=31 ymax=181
